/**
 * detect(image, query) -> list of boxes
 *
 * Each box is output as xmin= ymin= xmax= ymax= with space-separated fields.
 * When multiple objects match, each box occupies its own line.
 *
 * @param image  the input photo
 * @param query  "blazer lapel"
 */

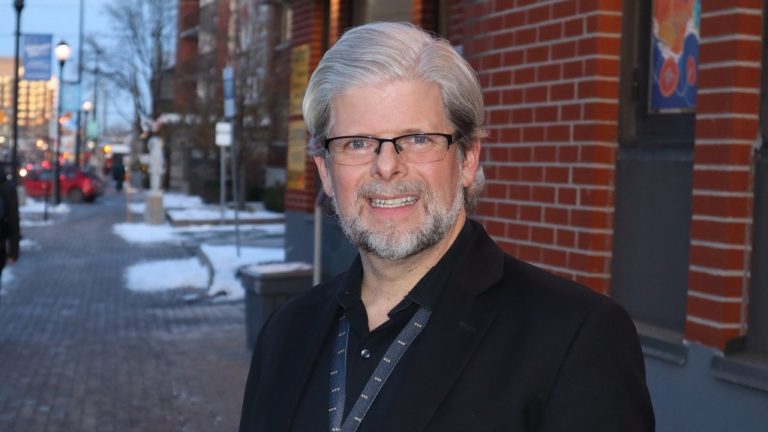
xmin=268 ymin=284 xmax=339 ymax=431
xmin=385 ymin=228 xmax=506 ymax=431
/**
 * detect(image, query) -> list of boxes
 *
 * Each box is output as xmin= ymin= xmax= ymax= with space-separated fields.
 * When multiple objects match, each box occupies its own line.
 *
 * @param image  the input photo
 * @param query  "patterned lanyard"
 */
xmin=328 ymin=307 xmax=431 ymax=432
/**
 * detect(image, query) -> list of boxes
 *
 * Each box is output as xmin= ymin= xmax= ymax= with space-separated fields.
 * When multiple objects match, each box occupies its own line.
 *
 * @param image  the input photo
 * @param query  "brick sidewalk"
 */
xmin=0 ymin=194 xmax=252 ymax=432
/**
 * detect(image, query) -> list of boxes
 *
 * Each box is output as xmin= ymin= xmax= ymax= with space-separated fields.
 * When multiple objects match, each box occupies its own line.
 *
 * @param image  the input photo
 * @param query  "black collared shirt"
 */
xmin=291 ymin=220 xmax=475 ymax=431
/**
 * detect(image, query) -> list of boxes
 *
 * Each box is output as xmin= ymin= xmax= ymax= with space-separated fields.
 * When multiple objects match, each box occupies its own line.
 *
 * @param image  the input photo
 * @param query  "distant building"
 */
xmin=0 ymin=57 xmax=56 ymax=163
xmin=171 ymin=0 xmax=290 ymax=203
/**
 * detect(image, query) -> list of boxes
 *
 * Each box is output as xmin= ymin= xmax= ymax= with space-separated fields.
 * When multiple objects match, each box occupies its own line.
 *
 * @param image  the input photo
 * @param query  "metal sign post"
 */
xmin=222 ymin=66 xmax=240 ymax=257
xmin=215 ymin=121 xmax=232 ymax=225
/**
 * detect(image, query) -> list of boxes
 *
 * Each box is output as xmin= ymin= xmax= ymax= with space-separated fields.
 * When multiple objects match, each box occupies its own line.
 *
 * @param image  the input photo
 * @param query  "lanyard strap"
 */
xmin=329 ymin=307 xmax=431 ymax=432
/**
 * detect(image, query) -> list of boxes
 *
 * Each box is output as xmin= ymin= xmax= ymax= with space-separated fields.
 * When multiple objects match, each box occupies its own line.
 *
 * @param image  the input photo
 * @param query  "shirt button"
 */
xmin=360 ymin=349 xmax=371 ymax=359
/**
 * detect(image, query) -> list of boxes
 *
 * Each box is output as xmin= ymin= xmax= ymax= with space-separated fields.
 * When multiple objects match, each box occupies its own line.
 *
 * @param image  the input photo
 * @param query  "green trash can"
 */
xmin=237 ymin=262 xmax=313 ymax=350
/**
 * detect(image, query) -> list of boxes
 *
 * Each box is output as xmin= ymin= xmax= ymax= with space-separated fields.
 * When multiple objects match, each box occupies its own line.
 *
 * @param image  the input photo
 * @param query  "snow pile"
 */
xmin=20 ymin=198 xmax=71 ymax=215
xmin=112 ymin=223 xmax=181 ymax=244
xmin=125 ymin=258 xmax=208 ymax=292
xmin=128 ymin=192 xmax=205 ymax=214
xmin=163 ymin=193 xmax=205 ymax=208
xmin=167 ymin=208 xmax=283 ymax=222
xmin=200 ymin=244 xmax=285 ymax=300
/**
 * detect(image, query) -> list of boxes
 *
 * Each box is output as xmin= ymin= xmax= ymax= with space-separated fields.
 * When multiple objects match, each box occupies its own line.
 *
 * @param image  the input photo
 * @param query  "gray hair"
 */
xmin=303 ymin=21 xmax=485 ymax=210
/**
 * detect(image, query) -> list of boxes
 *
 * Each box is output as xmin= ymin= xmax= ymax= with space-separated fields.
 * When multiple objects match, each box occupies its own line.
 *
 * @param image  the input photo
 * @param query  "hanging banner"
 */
xmin=289 ymin=44 xmax=311 ymax=116
xmin=287 ymin=119 xmax=307 ymax=190
xmin=649 ymin=0 xmax=700 ymax=113
xmin=86 ymin=121 xmax=99 ymax=139
xmin=61 ymin=82 xmax=81 ymax=113
xmin=22 ymin=34 xmax=53 ymax=81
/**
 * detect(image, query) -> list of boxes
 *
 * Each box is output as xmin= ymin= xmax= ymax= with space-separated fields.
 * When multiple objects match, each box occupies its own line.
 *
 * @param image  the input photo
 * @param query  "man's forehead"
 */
xmin=329 ymin=79 xmax=449 ymax=133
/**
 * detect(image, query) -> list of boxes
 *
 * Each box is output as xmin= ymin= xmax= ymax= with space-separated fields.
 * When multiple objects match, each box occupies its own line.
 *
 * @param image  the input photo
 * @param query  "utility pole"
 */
xmin=74 ymin=0 xmax=85 ymax=167
xmin=12 ymin=0 xmax=25 ymax=182
xmin=92 ymin=46 xmax=101 ymax=153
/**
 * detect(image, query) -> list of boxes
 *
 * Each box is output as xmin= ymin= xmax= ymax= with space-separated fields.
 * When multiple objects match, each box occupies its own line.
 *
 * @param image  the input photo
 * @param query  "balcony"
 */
xmin=180 ymin=8 xmax=200 ymax=39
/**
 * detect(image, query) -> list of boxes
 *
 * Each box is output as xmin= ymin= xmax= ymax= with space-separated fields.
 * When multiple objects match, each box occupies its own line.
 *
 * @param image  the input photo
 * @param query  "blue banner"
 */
xmin=61 ymin=82 xmax=81 ymax=113
xmin=22 ymin=34 xmax=53 ymax=81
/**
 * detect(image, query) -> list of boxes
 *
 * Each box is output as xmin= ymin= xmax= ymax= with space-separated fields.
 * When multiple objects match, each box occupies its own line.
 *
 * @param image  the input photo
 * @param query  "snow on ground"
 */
xmin=167 ymin=208 xmax=282 ymax=222
xmin=21 ymin=219 xmax=55 ymax=227
xmin=128 ymin=202 xmax=145 ymax=214
xmin=20 ymin=197 xmax=70 ymax=215
xmin=117 ymin=192 xmax=289 ymax=300
xmin=1 ymin=267 xmax=14 ymax=287
xmin=175 ymin=222 xmax=285 ymax=235
xmin=201 ymin=244 xmax=285 ymax=300
xmin=113 ymin=223 xmax=182 ymax=244
xmin=19 ymin=238 xmax=38 ymax=251
xmin=128 ymin=193 xmax=207 ymax=214
xmin=125 ymin=258 xmax=208 ymax=292
xmin=164 ymin=193 xmax=205 ymax=208
xmin=112 ymin=221 xmax=285 ymax=245
xmin=121 ymin=245 xmax=285 ymax=300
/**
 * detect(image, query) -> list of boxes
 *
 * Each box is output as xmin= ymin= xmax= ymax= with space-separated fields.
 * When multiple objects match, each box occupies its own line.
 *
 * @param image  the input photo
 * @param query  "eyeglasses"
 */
xmin=323 ymin=132 xmax=459 ymax=166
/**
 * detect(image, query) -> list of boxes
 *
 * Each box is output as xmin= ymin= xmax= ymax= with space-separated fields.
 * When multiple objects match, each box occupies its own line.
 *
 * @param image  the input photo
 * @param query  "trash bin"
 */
xmin=237 ymin=262 xmax=314 ymax=350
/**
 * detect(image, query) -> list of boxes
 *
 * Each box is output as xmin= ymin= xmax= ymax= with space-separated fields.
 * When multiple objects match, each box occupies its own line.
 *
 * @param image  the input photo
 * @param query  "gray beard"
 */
xmin=332 ymin=179 xmax=464 ymax=261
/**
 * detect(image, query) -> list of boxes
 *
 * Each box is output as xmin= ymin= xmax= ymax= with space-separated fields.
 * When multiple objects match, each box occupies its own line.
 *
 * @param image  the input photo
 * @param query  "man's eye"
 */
xmin=346 ymin=139 xmax=369 ymax=151
xmin=406 ymin=135 xmax=433 ymax=145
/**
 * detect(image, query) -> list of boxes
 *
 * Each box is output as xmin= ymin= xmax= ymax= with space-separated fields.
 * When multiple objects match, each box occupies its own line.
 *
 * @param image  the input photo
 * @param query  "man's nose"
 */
xmin=372 ymin=141 xmax=406 ymax=180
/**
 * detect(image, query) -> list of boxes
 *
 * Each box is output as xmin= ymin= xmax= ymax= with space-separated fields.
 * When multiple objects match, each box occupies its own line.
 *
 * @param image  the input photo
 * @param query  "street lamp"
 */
xmin=82 ymin=100 xmax=92 ymax=159
xmin=54 ymin=40 xmax=71 ymax=205
xmin=12 ymin=0 xmax=25 ymax=183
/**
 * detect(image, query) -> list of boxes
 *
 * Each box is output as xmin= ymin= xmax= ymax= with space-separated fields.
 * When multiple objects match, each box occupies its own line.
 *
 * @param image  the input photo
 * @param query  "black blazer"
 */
xmin=240 ymin=223 xmax=654 ymax=431
xmin=0 ymin=179 xmax=20 ymax=262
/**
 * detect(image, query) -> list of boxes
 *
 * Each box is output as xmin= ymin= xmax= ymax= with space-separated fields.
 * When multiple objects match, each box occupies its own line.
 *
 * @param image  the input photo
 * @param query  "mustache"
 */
xmin=356 ymin=180 xmax=427 ymax=198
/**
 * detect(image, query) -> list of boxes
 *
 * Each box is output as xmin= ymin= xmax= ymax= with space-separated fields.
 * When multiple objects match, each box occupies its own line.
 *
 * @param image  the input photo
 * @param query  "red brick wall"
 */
xmin=685 ymin=2 xmax=762 ymax=349
xmin=413 ymin=0 xmax=436 ymax=30
xmin=463 ymin=0 xmax=623 ymax=294
xmin=175 ymin=0 xmax=199 ymax=110
xmin=284 ymin=0 xmax=325 ymax=213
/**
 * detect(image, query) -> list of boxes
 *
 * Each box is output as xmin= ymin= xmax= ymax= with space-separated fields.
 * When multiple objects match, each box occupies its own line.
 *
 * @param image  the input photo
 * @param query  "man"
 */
xmin=0 ymin=163 xmax=21 ymax=292
xmin=240 ymin=22 xmax=654 ymax=432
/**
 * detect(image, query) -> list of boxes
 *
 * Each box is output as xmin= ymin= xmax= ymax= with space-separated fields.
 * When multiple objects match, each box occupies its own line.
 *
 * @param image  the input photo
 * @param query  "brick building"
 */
xmin=278 ymin=0 xmax=768 ymax=429
xmin=0 ymin=57 xmax=55 ymax=162
xmin=171 ymin=0 xmax=291 ymax=201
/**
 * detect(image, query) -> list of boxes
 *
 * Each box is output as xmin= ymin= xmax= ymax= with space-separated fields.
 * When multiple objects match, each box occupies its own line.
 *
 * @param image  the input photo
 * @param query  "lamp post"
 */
xmin=82 ymin=100 xmax=92 ymax=162
xmin=54 ymin=40 xmax=71 ymax=206
xmin=74 ymin=0 xmax=85 ymax=168
xmin=12 ymin=0 xmax=25 ymax=183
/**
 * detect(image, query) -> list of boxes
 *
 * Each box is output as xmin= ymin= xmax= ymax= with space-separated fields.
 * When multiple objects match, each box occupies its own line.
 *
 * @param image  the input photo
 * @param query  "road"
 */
xmin=0 ymin=192 xmax=252 ymax=432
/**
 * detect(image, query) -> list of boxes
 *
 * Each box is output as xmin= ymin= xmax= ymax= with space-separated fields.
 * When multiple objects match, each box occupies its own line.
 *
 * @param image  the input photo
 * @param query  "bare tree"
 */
xmin=100 ymin=0 xmax=176 ymax=146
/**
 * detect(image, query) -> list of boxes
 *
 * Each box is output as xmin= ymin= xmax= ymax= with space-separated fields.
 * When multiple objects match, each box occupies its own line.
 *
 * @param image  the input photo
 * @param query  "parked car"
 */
xmin=22 ymin=166 xmax=103 ymax=203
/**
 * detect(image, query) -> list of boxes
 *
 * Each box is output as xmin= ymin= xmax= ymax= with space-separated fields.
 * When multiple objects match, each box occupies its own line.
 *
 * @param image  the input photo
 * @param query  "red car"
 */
xmin=23 ymin=166 xmax=103 ymax=203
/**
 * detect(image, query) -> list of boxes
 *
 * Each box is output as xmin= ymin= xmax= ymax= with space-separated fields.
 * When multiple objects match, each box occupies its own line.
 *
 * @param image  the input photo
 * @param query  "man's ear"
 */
xmin=460 ymin=138 xmax=481 ymax=188
xmin=314 ymin=156 xmax=334 ymax=198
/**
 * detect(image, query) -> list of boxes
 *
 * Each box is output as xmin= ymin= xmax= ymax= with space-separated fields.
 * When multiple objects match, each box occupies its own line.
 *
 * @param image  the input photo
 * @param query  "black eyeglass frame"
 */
xmin=322 ymin=132 xmax=460 ymax=156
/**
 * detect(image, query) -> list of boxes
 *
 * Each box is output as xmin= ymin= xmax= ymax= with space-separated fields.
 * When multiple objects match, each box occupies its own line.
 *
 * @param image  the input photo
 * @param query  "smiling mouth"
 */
xmin=370 ymin=196 xmax=418 ymax=208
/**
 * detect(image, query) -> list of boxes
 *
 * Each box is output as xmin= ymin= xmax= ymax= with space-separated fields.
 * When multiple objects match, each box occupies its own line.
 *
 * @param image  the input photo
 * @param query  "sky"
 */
xmin=1 ymin=0 xmax=130 ymax=128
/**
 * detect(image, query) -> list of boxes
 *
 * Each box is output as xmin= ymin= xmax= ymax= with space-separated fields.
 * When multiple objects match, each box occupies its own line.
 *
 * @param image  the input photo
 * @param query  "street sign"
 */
xmin=215 ymin=121 xmax=232 ymax=146
xmin=222 ymin=66 xmax=235 ymax=119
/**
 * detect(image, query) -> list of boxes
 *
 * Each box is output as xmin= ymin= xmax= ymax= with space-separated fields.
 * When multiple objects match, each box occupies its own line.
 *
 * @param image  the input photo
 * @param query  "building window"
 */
xmin=280 ymin=1 xmax=293 ymax=45
xmin=352 ymin=0 xmax=411 ymax=25
xmin=612 ymin=0 xmax=696 ymax=349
